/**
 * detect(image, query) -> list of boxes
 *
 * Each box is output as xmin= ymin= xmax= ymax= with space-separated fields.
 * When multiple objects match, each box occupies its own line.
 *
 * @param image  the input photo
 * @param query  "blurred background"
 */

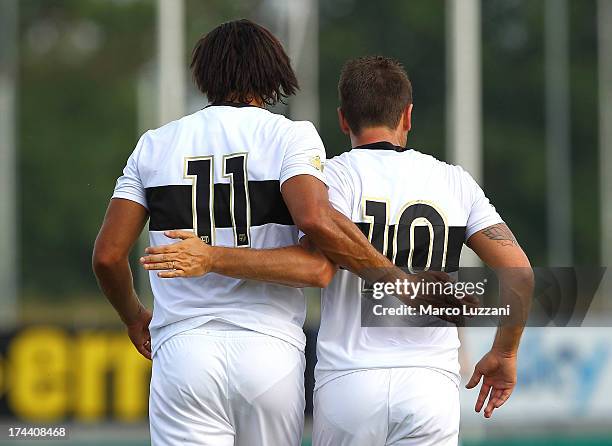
xmin=0 ymin=0 xmax=611 ymax=444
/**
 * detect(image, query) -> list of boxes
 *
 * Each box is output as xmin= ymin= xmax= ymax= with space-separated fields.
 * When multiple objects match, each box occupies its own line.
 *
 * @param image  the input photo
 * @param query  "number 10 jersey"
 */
xmin=315 ymin=141 xmax=503 ymax=388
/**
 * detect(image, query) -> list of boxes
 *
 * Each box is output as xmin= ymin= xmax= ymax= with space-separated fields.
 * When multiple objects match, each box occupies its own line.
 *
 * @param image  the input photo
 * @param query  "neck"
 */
xmin=246 ymin=98 xmax=264 ymax=107
xmin=350 ymin=127 xmax=404 ymax=148
xmin=223 ymin=96 xmax=264 ymax=108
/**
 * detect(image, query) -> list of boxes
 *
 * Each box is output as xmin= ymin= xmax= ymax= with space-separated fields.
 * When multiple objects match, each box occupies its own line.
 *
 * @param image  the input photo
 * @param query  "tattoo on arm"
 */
xmin=481 ymin=224 xmax=518 ymax=247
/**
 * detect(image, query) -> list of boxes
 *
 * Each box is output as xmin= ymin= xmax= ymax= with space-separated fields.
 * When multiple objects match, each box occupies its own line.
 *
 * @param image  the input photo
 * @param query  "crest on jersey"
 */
xmin=309 ymin=154 xmax=324 ymax=172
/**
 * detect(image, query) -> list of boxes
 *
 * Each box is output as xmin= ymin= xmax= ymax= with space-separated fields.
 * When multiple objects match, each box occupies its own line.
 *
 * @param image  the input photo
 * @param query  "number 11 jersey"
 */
xmin=112 ymin=103 xmax=327 ymax=355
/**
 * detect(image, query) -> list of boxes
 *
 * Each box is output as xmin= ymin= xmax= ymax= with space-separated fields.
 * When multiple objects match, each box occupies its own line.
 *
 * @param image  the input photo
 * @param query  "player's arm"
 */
xmin=469 ymin=223 xmax=533 ymax=352
xmin=140 ymin=178 xmax=445 ymax=294
xmin=465 ymin=222 xmax=534 ymax=418
xmin=93 ymin=200 xmax=152 ymax=360
xmin=141 ymin=231 xmax=337 ymax=288
xmin=278 ymin=122 xmax=413 ymax=285
xmin=281 ymin=175 xmax=401 ymax=284
xmin=282 ymin=179 xmax=463 ymax=314
xmin=139 ymin=175 xmax=410 ymax=290
xmin=93 ymin=133 xmax=154 ymax=360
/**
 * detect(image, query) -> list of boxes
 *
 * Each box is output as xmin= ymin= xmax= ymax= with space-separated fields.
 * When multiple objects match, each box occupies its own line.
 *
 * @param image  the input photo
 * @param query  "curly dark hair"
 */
xmin=190 ymin=19 xmax=299 ymax=106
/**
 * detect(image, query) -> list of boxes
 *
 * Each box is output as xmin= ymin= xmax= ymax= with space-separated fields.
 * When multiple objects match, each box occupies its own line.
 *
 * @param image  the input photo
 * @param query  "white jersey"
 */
xmin=112 ymin=103 xmax=327 ymax=355
xmin=315 ymin=141 xmax=503 ymax=389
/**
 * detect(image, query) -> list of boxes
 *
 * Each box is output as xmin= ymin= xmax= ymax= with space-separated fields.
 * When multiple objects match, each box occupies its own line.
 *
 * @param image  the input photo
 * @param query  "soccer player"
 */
xmin=142 ymin=56 xmax=534 ymax=445
xmin=92 ymin=21 xmax=428 ymax=446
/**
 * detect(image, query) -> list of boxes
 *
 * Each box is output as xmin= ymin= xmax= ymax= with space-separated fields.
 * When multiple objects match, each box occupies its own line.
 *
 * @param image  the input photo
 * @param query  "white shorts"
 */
xmin=149 ymin=323 xmax=306 ymax=446
xmin=313 ymin=367 xmax=459 ymax=446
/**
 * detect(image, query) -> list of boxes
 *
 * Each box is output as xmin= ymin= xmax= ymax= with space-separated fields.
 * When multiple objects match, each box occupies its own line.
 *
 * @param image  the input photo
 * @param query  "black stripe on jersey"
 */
xmin=145 ymin=180 xmax=293 ymax=231
xmin=356 ymin=223 xmax=466 ymax=272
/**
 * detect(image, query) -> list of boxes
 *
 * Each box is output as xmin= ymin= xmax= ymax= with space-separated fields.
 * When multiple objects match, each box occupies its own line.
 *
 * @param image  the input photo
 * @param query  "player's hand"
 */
xmin=125 ymin=303 xmax=153 ymax=360
xmin=140 ymin=230 xmax=215 ymax=278
xmin=466 ymin=349 xmax=517 ymax=418
xmin=409 ymin=271 xmax=480 ymax=324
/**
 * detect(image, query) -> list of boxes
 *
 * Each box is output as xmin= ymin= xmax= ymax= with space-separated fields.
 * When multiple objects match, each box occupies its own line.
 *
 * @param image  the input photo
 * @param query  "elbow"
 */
xmin=294 ymin=211 xmax=333 ymax=240
xmin=518 ymin=266 xmax=535 ymax=294
xmin=513 ymin=266 xmax=535 ymax=317
xmin=513 ymin=255 xmax=535 ymax=291
xmin=504 ymin=265 xmax=534 ymax=284
xmin=92 ymin=244 xmax=126 ymax=275
xmin=501 ymin=265 xmax=535 ymax=302
xmin=310 ymin=261 xmax=337 ymax=288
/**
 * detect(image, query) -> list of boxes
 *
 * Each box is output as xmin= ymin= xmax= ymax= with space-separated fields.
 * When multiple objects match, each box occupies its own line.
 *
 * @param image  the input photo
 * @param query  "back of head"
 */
xmin=338 ymin=56 xmax=412 ymax=135
xmin=190 ymin=19 xmax=298 ymax=106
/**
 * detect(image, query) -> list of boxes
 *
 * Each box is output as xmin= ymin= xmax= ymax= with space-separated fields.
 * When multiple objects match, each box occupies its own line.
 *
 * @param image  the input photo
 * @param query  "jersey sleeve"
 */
xmin=279 ymin=121 xmax=327 ymax=187
xmin=297 ymin=158 xmax=353 ymax=242
xmin=463 ymin=170 xmax=503 ymax=240
xmin=325 ymin=159 xmax=354 ymax=219
xmin=112 ymin=133 xmax=148 ymax=209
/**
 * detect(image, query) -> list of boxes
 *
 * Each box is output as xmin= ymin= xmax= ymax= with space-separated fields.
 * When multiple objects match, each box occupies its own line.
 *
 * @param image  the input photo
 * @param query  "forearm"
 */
xmin=210 ymin=244 xmax=335 ymax=288
xmin=302 ymin=206 xmax=400 ymax=283
xmin=468 ymin=224 xmax=534 ymax=355
xmin=491 ymin=268 xmax=534 ymax=354
xmin=491 ymin=327 xmax=523 ymax=356
xmin=93 ymin=258 xmax=143 ymax=325
xmin=93 ymin=198 xmax=149 ymax=325
xmin=281 ymin=175 xmax=400 ymax=284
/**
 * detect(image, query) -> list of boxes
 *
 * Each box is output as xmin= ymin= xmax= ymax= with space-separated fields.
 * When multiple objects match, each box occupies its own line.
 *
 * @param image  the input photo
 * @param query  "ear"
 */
xmin=337 ymin=107 xmax=351 ymax=135
xmin=402 ymin=103 xmax=413 ymax=132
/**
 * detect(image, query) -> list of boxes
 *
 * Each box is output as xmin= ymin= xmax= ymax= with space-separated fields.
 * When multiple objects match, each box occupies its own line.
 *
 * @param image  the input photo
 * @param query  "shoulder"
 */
xmin=328 ymin=150 xmax=352 ymax=164
xmin=238 ymin=107 xmax=315 ymax=133
xmin=407 ymin=148 xmax=447 ymax=168
xmin=232 ymin=109 xmax=322 ymax=143
xmin=141 ymin=110 xmax=201 ymax=145
xmin=325 ymin=151 xmax=358 ymax=187
xmin=285 ymin=119 xmax=322 ymax=143
xmin=275 ymin=118 xmax=324 ymax=155
xmin=326 ymin=151 xmax=355 ymax=172
xmin=409 ymin=149 xmax=476 ymax=182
